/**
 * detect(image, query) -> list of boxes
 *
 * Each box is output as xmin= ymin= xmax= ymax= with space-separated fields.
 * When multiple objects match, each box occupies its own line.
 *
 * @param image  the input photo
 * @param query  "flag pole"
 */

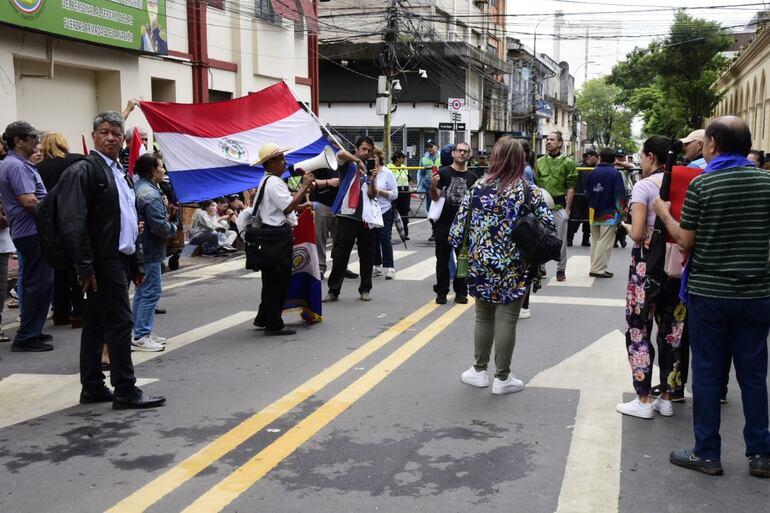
xmin=281 ymin=78 xmax=346 ymax=151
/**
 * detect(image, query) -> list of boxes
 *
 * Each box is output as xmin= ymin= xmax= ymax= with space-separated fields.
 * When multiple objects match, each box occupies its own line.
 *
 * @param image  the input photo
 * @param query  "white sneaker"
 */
xmin=460 ymin=366 xmax=490 ymax=388
xmin=492 ymin=374 xmax=525 ymax=395
xmin=372 ymin=266 xmax=383 ymax=277
xmin=652 ymin=397 xmax=674 ymax=417
xmin=149 ymin=333 xmax=167 ymax=345
xmin=519 ymin=308 xmax=530 ymax=319
xmin=131 ymin=335 xmax=165 ymax=352
xmin=384 ymin=268 xmax=395 ymax=280
xmin=616 ymin=397 xmax=654 ymax=419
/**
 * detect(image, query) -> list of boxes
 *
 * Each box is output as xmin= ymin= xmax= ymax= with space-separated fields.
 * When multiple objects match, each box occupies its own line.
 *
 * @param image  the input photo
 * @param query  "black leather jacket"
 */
xmin=56 ymin=152 xmax=143 ymax=279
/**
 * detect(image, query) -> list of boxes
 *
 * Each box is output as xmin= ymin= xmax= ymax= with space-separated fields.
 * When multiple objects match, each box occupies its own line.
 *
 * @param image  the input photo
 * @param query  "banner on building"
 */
xmin=0 ymin=0 xmax=168 ymax=55
xmin=140 ymin=81 xmax=331 ymax=203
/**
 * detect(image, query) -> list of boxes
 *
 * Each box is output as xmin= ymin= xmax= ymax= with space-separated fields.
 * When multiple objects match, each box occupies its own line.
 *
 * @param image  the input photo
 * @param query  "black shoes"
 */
xmin=435 ymin=294 xmax=447 ymax=305
xmin=265 ymin=328 xmax=297 ymax=336
xmin=344 ymin=269 xmax=358 ymax=279
xmin=11 ymin=340 xmax=53 ymax=352
xmin=113 ymin=389 xmax=167 ymax=410
xmin=749 ymin=454 xmax=770 ymax=478
xmin=155 ymin=306 xmax=167 ymax=314
xmin=589 ymin=271 xmax=614 ymax=278
xmin=454 ymin=295 xmax=468 ymax=304
xmin=80 ymin=386 xmax=114 ymax=404
xmin=650 ymin=385 xmax=685 ymax=403
xmin=670 ymin=449 xmax=723 ymax=476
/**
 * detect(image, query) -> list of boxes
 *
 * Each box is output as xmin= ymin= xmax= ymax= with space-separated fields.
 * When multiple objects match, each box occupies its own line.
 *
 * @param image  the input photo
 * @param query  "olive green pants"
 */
xmin=473 ymin=296 xmax=525 ymax=379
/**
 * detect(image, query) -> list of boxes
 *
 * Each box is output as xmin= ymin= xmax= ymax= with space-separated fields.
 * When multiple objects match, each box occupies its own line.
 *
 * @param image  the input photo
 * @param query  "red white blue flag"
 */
xmin=138 ymin=82 xmax=329 ymax=203
xmin=284 ymin=209 xmax=322 ymax=324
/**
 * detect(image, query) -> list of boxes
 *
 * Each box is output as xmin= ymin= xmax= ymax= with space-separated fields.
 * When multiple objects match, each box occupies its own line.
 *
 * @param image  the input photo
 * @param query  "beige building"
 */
xmin=712 ymin=24 xmax=770 ymax=150
xmin=0 ymin=1 xmax=316 ymax=150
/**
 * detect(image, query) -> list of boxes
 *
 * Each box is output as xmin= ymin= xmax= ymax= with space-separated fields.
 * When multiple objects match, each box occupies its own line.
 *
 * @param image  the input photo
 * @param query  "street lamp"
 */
xmin=573 ymin=60 xmax=598 ymax=86
xmin=531 ymin=15 xmax=551 ymax=153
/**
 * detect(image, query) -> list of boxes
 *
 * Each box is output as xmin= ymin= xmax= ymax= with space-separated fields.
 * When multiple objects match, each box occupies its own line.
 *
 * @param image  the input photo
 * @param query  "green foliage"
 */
xmin=576 ymin=77 xmax=637 ymax=153
xmin=607 ymin=11 xmax=732 ymax=137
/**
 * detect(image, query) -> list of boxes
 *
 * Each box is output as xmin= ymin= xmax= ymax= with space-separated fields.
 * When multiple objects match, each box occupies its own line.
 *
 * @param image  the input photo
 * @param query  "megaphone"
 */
xmin=292 ymin=145 xmax=338 ymax=174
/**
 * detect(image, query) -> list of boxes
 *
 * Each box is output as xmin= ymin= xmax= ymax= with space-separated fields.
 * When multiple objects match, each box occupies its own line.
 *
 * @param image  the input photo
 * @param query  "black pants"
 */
xmin=80 ymin=256 xmax=136 ymax=396
xmin=256 ymin=261 xmax=292 ymax=331
xmin=13 ymin=234 xmax=53 ymax=345
xmin=434 ymin=223 xmax=467 ymax=297
xmin=395 ymin=191 xmax=411 ymax=237
xmin=567 ymin=195 xmax=590 ymax=244
xmin=53 ymin=266 xmax=84 ymax=321
xmin=327 ymin=216 xmax=375 ymax=295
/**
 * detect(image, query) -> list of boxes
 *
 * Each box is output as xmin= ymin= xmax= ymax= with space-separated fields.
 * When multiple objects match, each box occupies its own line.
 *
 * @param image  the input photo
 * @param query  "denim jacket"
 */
xmin=134 ymin=177 xmax=177 ymax=262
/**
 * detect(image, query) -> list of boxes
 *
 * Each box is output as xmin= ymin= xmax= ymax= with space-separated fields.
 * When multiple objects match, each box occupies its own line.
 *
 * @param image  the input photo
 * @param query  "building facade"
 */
xmin=317 ymin=0 xmax=509 ymax=160
xmin=712 ymin=23 xmax=770 ymax=150
xmin=0 ymin=0 xmax=317 ymax=150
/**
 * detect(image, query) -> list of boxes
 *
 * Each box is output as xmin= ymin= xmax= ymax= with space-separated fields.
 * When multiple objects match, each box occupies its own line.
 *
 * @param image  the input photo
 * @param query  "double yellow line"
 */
xmin=107 ymin=298 xmax=472 ymax=513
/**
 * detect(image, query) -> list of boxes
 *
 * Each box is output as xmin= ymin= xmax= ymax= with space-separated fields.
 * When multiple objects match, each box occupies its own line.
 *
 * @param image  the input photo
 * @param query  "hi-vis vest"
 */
xmin=388 ymin=164 xmax=410 ymax=188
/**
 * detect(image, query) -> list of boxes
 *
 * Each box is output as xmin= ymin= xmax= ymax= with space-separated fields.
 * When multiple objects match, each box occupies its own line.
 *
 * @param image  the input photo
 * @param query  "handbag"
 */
xmin=361 ymin=183 xmax=384 ymax=229
xmin=511 ymin=182 xmax=562 ymax=267
xmin=456 ymin=211 xmax=471 ymax=279
xmin=427 ymin=196 xmax=445 ymax=221
xmin=243 ymin=176 xmax=294 ymax=271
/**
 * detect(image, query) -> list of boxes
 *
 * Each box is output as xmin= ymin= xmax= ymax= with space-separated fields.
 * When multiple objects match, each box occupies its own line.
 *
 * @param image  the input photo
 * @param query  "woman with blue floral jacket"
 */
xmin=449 ymin=136 xmax=556 ymax=395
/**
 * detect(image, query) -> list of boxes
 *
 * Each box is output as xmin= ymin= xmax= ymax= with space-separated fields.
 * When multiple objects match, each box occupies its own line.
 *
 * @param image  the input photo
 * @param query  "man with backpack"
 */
xmin=54 ymin=111 xmax=165 ymax=409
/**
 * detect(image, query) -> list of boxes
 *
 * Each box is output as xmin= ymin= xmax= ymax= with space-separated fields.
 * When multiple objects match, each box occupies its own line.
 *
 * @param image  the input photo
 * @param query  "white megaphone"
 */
xmin=291 ymin=145 xmax=338 ymax=174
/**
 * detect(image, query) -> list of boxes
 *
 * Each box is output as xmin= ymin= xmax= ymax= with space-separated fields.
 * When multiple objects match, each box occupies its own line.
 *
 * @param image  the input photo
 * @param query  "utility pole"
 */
xmin=382 ymin=0 xmax=398 ymax=158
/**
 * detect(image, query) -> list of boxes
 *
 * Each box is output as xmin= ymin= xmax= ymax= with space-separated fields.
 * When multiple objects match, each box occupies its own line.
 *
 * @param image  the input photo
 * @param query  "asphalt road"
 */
xmin=0 ymin=219 xmax=768 ymax=513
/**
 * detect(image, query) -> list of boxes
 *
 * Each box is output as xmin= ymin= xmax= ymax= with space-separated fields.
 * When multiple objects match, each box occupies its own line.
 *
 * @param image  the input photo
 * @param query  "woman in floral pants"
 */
xmin=619 ymin=136 xmax=688 ymax=419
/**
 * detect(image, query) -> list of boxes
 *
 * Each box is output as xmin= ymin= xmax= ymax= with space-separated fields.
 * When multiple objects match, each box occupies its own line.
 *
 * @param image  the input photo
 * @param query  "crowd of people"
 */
xmin=0 ymin=108 xmax=768 ymax=478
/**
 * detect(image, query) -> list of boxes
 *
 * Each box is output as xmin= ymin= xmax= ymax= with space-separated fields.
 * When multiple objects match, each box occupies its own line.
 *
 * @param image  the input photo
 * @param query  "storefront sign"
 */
xmin=1 ymin=0 xmax=168 ymax=54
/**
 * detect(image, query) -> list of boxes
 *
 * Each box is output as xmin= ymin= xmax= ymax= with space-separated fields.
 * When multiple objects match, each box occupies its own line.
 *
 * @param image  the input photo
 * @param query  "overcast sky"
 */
xmin=507 ymin=0 xmax=768 ymax=89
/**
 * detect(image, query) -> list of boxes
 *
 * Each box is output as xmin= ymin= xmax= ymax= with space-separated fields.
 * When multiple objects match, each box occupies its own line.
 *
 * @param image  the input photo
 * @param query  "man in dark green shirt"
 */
xmin=655 ymin=116 xmax=770 ymax=478
xmin=536 ymin=131 xmax=577 ymax=281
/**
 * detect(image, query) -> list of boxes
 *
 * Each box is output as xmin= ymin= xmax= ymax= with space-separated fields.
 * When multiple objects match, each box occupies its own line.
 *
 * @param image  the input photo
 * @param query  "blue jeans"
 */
xmin=132 ymin=261 xmax=162 ymax=339
xmin=688 ymin=293 xmax=770 ymax=460
xmin=374 ymin=208 xmax=395 ymax=268
xmin=13 ymin=235 xmax=53 ymax=344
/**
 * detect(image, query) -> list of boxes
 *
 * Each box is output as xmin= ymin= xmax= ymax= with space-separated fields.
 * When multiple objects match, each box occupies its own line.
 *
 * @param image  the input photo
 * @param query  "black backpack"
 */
xmin=511 ymin=183 xmax=562 ymax=267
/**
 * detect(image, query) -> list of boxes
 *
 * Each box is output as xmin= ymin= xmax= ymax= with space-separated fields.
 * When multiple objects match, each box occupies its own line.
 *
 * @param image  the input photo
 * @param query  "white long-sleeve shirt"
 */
xmin=375 ymin=166 xmax=398 ymax=213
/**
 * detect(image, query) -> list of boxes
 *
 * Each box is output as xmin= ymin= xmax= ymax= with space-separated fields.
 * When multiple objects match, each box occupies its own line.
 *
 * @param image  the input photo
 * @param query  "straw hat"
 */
xmin=251 ymin=142 xmax=292 ymax=166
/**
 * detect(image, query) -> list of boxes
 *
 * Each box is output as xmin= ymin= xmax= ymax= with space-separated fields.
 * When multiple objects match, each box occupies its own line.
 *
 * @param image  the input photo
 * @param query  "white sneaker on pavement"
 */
xmin=460 ymin=366 xmax=490 ymax=388
xmin=492 ymin=374 xmax=525 ymax=394
xmin=131 ymin=335 xmax=165 ymax=352
xmin=372 ymin=266 xmax=383 ymax=277
xmin=384 ymin=268 xmax=395 ymax=280
xmin=616 ymin=397 xmax=654 ymax=419
xmin=652 ymin=397 xmax=674 ymax=417
xmin=149 ymin=333 xmax=167 ymax=345
xmin=519 ymin=308 xmax=530 ymax=319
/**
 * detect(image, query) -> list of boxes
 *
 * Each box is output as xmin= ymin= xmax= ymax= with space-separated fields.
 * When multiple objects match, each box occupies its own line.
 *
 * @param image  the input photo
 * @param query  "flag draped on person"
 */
xmin=137 ymin=82 xmax=330 ymax=203
xmin=284 ymin=209 xmax=322 ymax=324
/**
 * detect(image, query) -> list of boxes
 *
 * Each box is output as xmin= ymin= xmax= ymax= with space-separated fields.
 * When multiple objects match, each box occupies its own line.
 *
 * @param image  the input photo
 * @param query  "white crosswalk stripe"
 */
xmin=547 ymin=255 xmax=596 ymax=288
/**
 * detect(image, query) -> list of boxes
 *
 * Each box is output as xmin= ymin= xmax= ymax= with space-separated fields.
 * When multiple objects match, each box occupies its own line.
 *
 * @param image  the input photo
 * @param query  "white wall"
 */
xmin=320 ymin=102 xmax=482 ymax=132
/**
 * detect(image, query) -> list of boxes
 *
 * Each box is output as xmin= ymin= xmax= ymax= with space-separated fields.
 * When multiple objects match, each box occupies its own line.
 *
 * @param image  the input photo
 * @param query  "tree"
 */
xmin=608 ymin=11 xmax=733 ymax=137
xmin=576 ymin=77 xmax=637 ymax=152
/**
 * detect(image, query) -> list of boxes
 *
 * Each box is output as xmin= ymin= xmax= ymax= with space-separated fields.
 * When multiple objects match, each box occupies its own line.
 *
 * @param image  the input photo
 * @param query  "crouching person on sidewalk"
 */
xmin=58 ymin=111 xmax=165 ymax=410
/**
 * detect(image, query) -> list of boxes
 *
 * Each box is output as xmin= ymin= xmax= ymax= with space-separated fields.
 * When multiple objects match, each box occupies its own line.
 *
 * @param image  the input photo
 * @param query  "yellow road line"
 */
xmin=180 ymin=302 xmax=472 ymax=513
xmin=105 ymin=300 xmax=441 ymax=513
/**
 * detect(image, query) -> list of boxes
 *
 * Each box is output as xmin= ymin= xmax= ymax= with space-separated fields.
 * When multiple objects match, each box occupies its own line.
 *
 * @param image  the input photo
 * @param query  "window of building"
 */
xmin=208 ymin=89 xmax=233 ymax=103
xmin=256 ymin=0 xmax=281 ymax=24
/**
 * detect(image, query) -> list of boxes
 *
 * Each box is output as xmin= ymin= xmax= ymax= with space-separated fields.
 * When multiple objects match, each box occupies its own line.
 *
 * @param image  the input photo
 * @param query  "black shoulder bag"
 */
xmin=511 ymin=181 xmax=562 ymax=267
xmin=243 ymin=175 xmax=294 ymax=272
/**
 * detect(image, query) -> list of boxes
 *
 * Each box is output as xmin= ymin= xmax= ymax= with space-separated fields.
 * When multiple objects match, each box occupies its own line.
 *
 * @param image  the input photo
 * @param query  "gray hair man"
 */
xmin=56 ymin=111 xmax=166 ymax=409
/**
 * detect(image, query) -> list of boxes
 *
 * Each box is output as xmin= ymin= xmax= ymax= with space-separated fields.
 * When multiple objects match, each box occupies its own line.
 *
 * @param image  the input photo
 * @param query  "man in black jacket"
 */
xmin=57 ymin=111 xmax=165 ymax=409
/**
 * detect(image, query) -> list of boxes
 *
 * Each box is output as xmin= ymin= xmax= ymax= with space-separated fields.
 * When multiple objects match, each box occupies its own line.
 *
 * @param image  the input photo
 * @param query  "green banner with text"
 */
xmin=1 ymin=0 xmax=168 ymax=54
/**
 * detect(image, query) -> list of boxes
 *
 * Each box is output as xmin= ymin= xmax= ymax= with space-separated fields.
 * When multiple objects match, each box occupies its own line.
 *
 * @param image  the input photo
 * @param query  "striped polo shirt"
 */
xmin=680 ymin=165 xmax=770 ymax=298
